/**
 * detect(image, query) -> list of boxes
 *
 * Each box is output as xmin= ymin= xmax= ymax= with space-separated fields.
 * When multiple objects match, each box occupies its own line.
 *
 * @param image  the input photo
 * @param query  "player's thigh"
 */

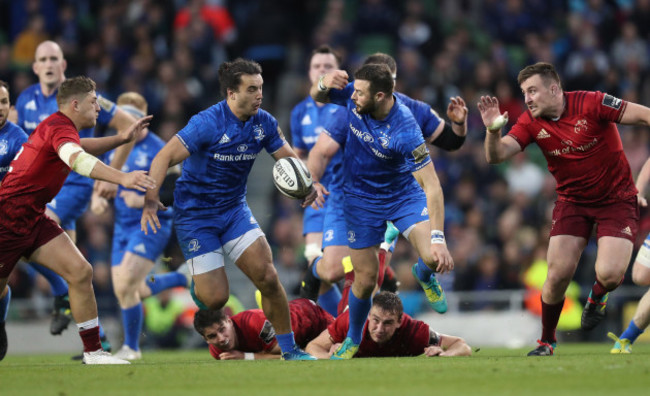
xmin=29 ymin=232 xmax=90 ymax=283
xmin=233 ymin=234 xmax=278 ymax=286
xmin=349 ymin=246 xmax=380 ymax=281
xmin=547 ymin=235 xmax=586 ymax=281
xmin=595 ymin=236 xmax=633 ymax=281
xmin=632 ymin=245 xmax=650 ymax=285
xmin=193 ymin=266 xmax=229 ymax=303
xmin=112 ymin=252 xmax=155 ymax=290
xmin=320 ymin=244 xmax=349 ymax=281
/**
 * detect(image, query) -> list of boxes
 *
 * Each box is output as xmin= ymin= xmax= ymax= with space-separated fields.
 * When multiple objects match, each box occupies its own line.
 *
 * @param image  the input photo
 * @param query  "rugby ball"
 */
xmin=272 ymin=157 xmax=313 ymax=199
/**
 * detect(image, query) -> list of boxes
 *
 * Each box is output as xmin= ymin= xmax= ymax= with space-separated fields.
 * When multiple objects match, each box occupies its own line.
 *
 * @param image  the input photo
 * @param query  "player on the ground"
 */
xmin=309 ymin=64 xmax=454 ymax=359
xmin=290 ymin=45 xmax=346 ymax=315
xmin=477 ymin=62 xmax=650 ymax=356
xmin=302 ymin=53 xmax=468 ymax=315
xmin=14 ymin=40 xmax=139 ymax=338
xmin=306 ymin=291 xmax=471 ymax=358
xmin=0 ymin=76 xmax=155 ymax=364
xmin=90 ymin=92 xmax=188 ymax=361
xmin=609 ymin=156 xmax=650 ymax=353
xmin=0 ymin=80 xmax=29 ymax=361
xmin=194 ymin=298 xmax=334 ymax=360
xmin=141 ymin=58 xmax=317 ymax=360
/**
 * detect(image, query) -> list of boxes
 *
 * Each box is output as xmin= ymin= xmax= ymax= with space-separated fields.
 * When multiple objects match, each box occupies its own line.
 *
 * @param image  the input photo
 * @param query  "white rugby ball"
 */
xmin=272 ymin=157 xmax=313 ymax=199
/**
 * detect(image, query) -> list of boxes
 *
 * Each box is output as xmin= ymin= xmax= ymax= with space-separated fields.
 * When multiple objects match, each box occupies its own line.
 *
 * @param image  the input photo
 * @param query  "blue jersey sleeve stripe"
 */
xmin=176 ymin=135 xmax=191 ymax=152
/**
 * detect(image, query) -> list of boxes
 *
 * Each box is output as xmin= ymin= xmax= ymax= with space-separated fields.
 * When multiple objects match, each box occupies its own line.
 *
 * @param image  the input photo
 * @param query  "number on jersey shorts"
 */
xmin=46 ymin=183 xmax=94 ymax=231
xmin=343 ymin=191 xmax=428 ymax=249
xmin=175 ymin=203 xmax=264 ymax=274
xmin=111 ymin=218 xmax=173 ymax=266
xmin=322 ymin=191 xmax=348 ymax=248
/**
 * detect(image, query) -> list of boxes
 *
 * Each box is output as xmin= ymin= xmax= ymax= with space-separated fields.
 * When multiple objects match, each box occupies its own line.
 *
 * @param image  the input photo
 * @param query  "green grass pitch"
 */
xmin=3 ymin=343 xmax=650 ymax=396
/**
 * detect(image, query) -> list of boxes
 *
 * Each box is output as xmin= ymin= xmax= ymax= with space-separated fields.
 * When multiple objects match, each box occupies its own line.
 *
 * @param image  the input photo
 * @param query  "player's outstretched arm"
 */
xmin=310 ymin=70 xmax=349 ymax=103
xmin=446 ymin=96 xmax=469 ymax=137
xmin=141 ymin=136 xmax=190 ymax=234
xmin=80 ymin=115 xmax=152 ymax=156
xmin=413 ymin=162 xmax=454 ymax=274
xmin=477 ymin=96 xmax=520 ymax=164
xmin=424 ymin=333 xmax=472 ymax=357
xmin=218 ymin=350 xmax=281 ymax=360
xmin=306 ymin=132 xmax=340 ymax=208
xmin=305 ymin=329 xmax=335 ymax=359
xmin=619 ymin=101 xmax=650 ymax=127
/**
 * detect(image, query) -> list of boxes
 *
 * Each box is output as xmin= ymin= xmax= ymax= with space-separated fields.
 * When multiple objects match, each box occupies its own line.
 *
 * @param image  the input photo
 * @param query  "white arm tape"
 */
xmin=72 ymin=151 xmax=100 ymax=177
xmin=58 ymin=142 xmax=84 ymax=168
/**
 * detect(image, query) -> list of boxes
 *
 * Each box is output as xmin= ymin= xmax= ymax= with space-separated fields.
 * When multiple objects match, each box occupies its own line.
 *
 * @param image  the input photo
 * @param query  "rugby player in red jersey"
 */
xmin=306 ymin=291 xmax=471 ymax=358
xmin=0 ymin=76 xmax=155 ymax=364
xmin=477 ymin=62 xmax=650 ymax=356
xmin=193 ymin=298 xmax=334 ymax=360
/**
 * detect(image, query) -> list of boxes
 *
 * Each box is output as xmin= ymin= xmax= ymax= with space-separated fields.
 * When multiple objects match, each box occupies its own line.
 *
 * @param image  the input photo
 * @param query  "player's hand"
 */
xmin=424 ymin=345 xmax=445 ymax=357
xmin=310 ymin=182 xmax=329 ymax=209
xmin=446 ymin=96 xmax=468 ymax=126
xmin=322 ymin=70 xmax=349 ymax=90
xmin=328 ymin=343 xmax=342 ymax=357
xmin=90 ymin=191 xmax=109 ymax=215
xmin=95 ymin=180 xmax=118 ymax=199
xmin=119 ymin=115 xmax=153 ymax=143
xmin=141 ymin=197 xmax=166 ymax=235
xmin=638 ymin=194 xmax=647 ymax=208
xmin=219 ymin=350 xmax=245 ymax=360
xmin=431 ymin=244 xmax=454 ymax=274
xmin=301 ymin=185 xmax=318 ymax=208
xmin=121 ymin=170 xmax=156 ymax=192
xmin=477 ymin=96 xmax=508 ymax=132
xmin=120 ymin=190 xmax=145 ymax=208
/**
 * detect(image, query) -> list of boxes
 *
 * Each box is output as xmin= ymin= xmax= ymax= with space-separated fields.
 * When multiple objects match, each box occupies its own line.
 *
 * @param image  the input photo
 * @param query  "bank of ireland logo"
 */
xmin=238 ymin=144 xmax=248 ymax=152
xmin=188 ymin=239 xmax=201 ymax=252
xmin=0 ymin=139 xmax=7 ymax=155
xmin=362 ymin=132 xmax=374 ymax=143
xmin=254 ymin=125 xmax=265 ymax=140
xmin=324 ymin=229 xmax=334 ymax=242
xmin=347 ymin=230 xmax=356 ymax=243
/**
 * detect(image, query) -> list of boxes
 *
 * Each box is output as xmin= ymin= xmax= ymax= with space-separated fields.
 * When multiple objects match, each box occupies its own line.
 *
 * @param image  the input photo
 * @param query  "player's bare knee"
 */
xmin=632 ymin=264 xmax=650 ymax=286
xmin=252 ymin=264 xmax=281 ymax=291
xmin=65 ymin=261 xmax=93 ymax=286
xmin=203 ymin=293 xmax=229 ymax=310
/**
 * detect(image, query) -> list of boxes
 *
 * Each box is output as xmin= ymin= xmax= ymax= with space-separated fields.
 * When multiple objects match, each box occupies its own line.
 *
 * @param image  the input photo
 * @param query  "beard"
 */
xmin=355 ymin=100 xmax=377 ymax=115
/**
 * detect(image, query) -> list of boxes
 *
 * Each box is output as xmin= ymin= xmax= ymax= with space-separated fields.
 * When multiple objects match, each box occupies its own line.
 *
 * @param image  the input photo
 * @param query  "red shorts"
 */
xmin=0 ymin=215 xmax=63 ymax=277
xmin=550 ymin=197 xmax=639 ymax=242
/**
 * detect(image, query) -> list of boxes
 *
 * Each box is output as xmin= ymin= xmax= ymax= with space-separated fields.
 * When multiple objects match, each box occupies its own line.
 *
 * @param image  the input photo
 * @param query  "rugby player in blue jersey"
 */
xmin=302 ymin=53 xmax=468 ymax=315
xmin=290 ymin=45 xmax=346 ymax=315
xmin=90 ymin=92 xmax=188 ymax=361
xmin=0 ymin=80 xmax=28 ymax=361
xmin=309 ymin=64 xmax=455 ymax=359
xmin=13 ymin=41 xmax=141 ymax=340
xmin=141 ymin=58 xmax=317 ymax=360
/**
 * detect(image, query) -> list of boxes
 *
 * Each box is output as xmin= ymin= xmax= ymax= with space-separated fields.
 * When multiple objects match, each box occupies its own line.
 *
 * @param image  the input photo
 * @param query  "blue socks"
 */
xmin=347 ymin=291 xmax=371 ymax=344
xmin=0 ymin=286 xmax=11 ymax=322
xmin=30 ymin=263 xmax=69 ymax=297
xmin=121 ymin=303 xmax=143 ymax=350
xmin=276 ymin=331 xmax=297 ymax=353
xmin=621 ymin=319 xmax=644 ymax=343
xmin=318 ymin=284 xmax=341 ymax=317
xmin=146 ymin=272 xmax=187 ymax=295
xmin=415 ymin=257 xmax=434 ymax=282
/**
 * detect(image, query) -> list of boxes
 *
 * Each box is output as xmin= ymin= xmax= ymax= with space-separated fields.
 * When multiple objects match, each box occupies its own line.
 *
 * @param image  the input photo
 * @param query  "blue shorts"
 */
xmin=322 ymin=191 xmax=348 ymax=248
xmin=175 ymin=203 xmax=261 ymax=260
xmin=303 ymin=204 xmax=326 ymax=235
xmin=46 ymin=183 xmax=93 ymax=231
xmin=111 ymin=217 xmax=173 ymax=266
xmin=344 ymin=192 xmax=428 ymax=249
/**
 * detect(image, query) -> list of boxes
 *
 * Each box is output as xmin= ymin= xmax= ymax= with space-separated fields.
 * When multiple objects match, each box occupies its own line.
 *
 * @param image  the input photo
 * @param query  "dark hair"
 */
xmin=57 ymin=76 xmax=96 ymax=107
xmin=372 ymin=291 xmax=403 ymax=320
xmin=218 ymin=58 xmax=262 ymax=97
xmin=311 ymin=45 xmax=342 ymax=67
xmin=193 ymin=309 xmax=227 ymax=336
xmin=517 ymin=62 xmax=562 ymax=89
xmin=362 ymin=52 xmax=397 ymax=74
xmin=354 ymin=63 xmax=394 ymax=97
xmin=0 ymin=80 xmax=9 ymax=93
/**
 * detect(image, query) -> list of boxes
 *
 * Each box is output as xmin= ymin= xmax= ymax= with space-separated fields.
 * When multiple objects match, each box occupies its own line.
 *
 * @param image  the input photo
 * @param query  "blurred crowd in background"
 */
xmin=2 ymin=0 xmax=650 ymax=335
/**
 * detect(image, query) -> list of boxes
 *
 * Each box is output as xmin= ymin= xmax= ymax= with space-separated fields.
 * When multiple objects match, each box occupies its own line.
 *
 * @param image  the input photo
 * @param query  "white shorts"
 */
xmin=185 ymin=228 xmax=265 ymax=275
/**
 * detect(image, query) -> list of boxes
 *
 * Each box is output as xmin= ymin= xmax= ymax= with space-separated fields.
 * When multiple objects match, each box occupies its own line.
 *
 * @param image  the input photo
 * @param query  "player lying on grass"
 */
xmin=306 ymin=291 xmax=471 ymax=358
xmin=193 ymin=298 xmax=333 ymax=360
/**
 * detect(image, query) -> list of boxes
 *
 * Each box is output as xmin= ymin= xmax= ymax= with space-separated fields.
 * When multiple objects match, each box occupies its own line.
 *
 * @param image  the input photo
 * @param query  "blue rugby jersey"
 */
xmin=394 ymin=92 xmax=443 ymax=142
xmin=109 ymin=131 xmax=172 ymax=224
xmin=327 ymin=83 xmax=431 ymax=201
xmin=0 ymin=121 xmax=28 ymax=180
xmin=15 ymin=83 xmax=117 ymax=188
xmin=174 ymin=100 xmax=286 ymax=215
xmin=290 ymin=96 xmax=346 ymax=189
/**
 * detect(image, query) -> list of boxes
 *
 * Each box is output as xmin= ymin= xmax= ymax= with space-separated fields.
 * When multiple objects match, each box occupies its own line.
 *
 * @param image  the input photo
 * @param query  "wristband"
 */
xmin=244 ymin=352 xmax=254 ymax=360
xmin=318 ymin=75 xmax=328 ymax=92
xmin=452 ymin=120 xmax=465 ymax=126
xmin=431 ymin=230 xmax=445 ymax=245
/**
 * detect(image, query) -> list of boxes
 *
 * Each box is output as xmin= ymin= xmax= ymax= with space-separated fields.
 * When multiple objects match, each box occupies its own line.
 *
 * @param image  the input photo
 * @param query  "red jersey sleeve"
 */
xmin=48 ymin=114 xmax=81 ymax=156
xmin=327 ymin=311 xmax=350 ymax=344
xmin=233 ymin=310 xmax=277 ymax=352
xmin=505 ymin=112 xmax=533 ymax=150
xmin=583 ymin=91 xmax=627 ymax=124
